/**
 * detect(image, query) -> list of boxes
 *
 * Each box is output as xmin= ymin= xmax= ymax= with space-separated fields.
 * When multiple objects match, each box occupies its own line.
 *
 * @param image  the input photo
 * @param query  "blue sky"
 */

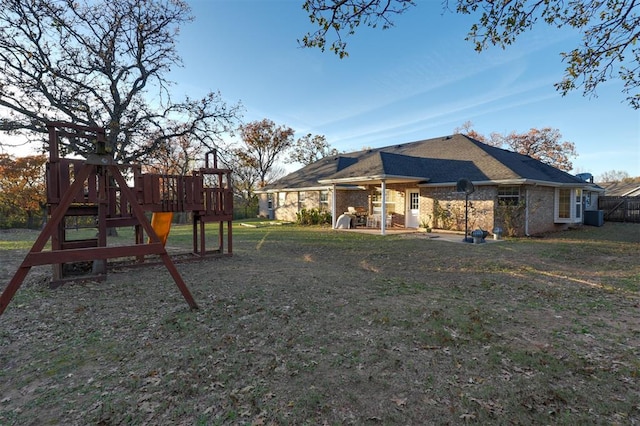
xmin=170 ymin=0 xmax=639 ymax=178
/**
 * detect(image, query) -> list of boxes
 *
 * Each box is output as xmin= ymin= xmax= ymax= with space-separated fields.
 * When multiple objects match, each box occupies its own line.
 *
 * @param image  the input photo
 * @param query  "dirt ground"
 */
xmin=0 ymin=224 xmax=639 ymax=425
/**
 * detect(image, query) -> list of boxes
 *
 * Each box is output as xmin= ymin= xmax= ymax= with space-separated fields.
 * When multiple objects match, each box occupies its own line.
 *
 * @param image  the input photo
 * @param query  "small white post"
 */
xmin=381 ymin=180 xmax=387 ymax=235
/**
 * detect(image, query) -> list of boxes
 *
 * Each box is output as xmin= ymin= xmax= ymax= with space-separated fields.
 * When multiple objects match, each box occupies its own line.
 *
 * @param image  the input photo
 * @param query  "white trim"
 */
xmin=525 ymin=188 xmax=529 ymax=236
xmin=621 ymin=186 xmax=640 ymax=197
xmin=319 ymin=175 xmax=424 ymax=185
xmin=255 ymin=184 xmax=365 ymax=194
xmin=381 ymin=180 xmax=387 ymax=235
xmin=331 ymin=184 xmax=337 ymax=229
xmin=418 ymin=179 xmax=592 ymax=189
xmin=406 ymin=189 xmax=420 ymax=228
xmin=554 ymin=188 xmax=583 ymax=223
xmin=256 ymin=185 xmax=332 ymax=194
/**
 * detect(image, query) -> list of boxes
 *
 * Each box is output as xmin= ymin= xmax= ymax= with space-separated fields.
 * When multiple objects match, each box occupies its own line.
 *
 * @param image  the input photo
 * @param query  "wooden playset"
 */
xmin=0 ymin=122 xmax=234 ymax=316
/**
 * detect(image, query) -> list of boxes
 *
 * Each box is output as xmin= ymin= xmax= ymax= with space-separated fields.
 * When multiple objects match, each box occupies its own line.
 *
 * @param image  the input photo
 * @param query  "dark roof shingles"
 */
xmin=263 ymin=134 xmax=584 ymax=189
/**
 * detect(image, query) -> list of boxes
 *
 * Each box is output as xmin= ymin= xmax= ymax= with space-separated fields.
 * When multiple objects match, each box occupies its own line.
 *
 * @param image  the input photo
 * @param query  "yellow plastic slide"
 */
xmin=149 ymin=212 xmax=173 ymax=246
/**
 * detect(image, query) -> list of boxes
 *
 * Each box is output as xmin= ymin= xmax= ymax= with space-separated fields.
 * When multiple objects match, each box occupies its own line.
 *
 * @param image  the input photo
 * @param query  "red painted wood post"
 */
xmin=110 ymin=166 xmax=198 ymax=310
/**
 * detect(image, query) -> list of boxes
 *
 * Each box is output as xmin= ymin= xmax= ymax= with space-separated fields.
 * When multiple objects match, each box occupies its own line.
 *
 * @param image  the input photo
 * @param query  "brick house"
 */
xmin=256 ymin=134 xmax=601 ymax=236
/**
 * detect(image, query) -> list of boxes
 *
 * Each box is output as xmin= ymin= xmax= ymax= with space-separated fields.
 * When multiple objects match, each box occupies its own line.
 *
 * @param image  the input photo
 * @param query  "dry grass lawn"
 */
xmin=0 ymin=222 xmax=639 ymax=425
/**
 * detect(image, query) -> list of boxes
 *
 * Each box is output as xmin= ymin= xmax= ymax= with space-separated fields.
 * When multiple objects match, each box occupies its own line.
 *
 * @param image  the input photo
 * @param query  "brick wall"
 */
xmin=420 ymin=186 xmax=495 ymax=232
xmin=260 ymin=190 xmax=334 ymax=222
xmin=276 ymin=192 xmax=298 ymax=222
xmin=262 ymin=184 xmax=568 ymax=236
xmin=521 ymin=186 xmax=570 ymax=235
xmin=336 ymin=190 xmax=368 ymax=216
xmin=420 ymin=185 xmax=567 ymax=236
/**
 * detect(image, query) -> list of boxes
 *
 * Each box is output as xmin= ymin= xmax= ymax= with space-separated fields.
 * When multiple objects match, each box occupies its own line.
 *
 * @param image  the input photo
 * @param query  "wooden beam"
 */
xmin=21 ymin=244 xmax=166 ymax=267
xmin=110 ymin=165 xmax=198 ymax=310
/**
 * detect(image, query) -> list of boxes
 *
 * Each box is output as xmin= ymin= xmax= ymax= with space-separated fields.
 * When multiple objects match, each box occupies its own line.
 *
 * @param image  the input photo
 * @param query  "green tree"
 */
xmin=287 ymin=133 xmax=338 ymax=165
xmin=301 ymin=0 xmax=640 ymax=108
xmin=0 ymin=154 xmax=47 ymax=228
xmin=0 ymin=0 xmax=242 ymax=163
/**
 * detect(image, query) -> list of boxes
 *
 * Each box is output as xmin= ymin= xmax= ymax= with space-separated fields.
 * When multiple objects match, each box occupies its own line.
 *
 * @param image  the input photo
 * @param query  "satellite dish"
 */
xmin=456 ymin=178 xmax=475 ymax=194
xmin=575 ymin=173 xmax=593 ymax=182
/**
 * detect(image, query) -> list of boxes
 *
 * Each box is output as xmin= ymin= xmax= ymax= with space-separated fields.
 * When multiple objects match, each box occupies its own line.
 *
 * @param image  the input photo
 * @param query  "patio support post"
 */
xmin=331 ymin=184 xmax=337 ymax=229
xmin=381 ymin=180 xmax=387 ymax=235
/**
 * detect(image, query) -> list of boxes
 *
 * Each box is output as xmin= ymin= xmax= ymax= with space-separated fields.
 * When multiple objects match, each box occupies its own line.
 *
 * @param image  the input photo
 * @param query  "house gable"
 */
xmin=322 ymin=151 xmax=490 ymax=184
xmin=310 ymin=134 xmax=585 ymax=186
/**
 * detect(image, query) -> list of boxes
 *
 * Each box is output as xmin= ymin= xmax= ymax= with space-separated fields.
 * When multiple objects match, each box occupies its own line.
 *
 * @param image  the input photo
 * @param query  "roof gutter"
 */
xmin=417 ymin=178 xmax=598 ymax=189
xmin=318 ymin=174 xmax=427 ymax=185
xmin=255 ymin=184 xmax=343 ymax=194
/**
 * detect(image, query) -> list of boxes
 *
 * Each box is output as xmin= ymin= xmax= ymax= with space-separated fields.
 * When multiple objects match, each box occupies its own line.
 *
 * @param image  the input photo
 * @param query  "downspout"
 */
xmin=381 ymin=180 xmax=387 ymax=235
xmin=331 ymin=184 xmax=337 ymax=229
xmin=524 ymin=187 xmax=530 ymax=236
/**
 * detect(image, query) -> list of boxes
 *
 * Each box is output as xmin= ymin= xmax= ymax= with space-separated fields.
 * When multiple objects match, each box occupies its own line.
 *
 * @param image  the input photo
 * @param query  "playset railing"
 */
xmin=1 ymin=122 xmax=234 ymax=316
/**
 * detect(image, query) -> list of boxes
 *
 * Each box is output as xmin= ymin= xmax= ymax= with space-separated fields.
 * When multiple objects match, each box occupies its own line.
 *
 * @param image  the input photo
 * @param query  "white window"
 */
xmin=410 ymin=192 xmax=419 ymax=210
xmin=554 ymin=188 xmax=583 ymax=223
xmin=498 ymin=186 xmax=521 ymax=206
xmin=319 ymin=190 xmax=329 ymax=209
xmin=371 ymin=188 xmax=395 ymax=214
xmin=298 ymin=191 xmax=306 ymax=211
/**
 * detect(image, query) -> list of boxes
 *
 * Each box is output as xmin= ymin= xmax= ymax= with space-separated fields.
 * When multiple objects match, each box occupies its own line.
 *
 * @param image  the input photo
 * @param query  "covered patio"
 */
xmin=323 ymin=175 xmax=424 ymax=235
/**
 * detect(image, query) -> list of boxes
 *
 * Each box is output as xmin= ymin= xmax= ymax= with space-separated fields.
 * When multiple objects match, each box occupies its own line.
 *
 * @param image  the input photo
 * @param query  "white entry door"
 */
xmin=406 ymin=190 xmax=420 ymax=228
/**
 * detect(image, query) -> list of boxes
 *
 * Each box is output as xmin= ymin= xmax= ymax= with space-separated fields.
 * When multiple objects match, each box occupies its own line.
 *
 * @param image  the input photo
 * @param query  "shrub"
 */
xmin=296 ymin=208 xmax=332 ymax=226
xmin=494 ymin=199 xmax=526 ymax=236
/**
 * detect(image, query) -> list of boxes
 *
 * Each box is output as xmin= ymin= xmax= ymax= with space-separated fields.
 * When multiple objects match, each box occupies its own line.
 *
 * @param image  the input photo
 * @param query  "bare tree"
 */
xmin=456 ymin=123 xmax=577 ymax=171
xmin=301 ymin=0 xmax=640 ymax=108
xmin=141 ymin=132 xmax=203 ymax=177
xmin=0 ymin=0 xmax=242 ymax=163
xmin=287 ymin=133 xmax=339 ymax=165
xmin=227 ymin=153 xmax=262 ymax=218
xmin=235 ymin=119 xmax=295 ymax=187
xmin=453 ymin=121 xmax=502 ymax=147
xmin=454 ymin=121 xmax=498 ymax=146
xmin=493 ymin=128 xmax=578 ymax=172
xmin=597 ymin=170 xmax=631 ymax=183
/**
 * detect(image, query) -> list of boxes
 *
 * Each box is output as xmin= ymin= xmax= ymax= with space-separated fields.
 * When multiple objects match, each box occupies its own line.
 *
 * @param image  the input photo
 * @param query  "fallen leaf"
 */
xmin=460 ymin=412 xmax=476 ymax=420
xmin=391 ymin=396 xmax=407 ymax=407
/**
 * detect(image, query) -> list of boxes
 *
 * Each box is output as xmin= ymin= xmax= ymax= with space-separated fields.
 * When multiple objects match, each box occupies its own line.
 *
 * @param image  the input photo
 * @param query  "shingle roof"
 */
xmin=327 ymin=151 xmax=485 ymax=182
xmin=260 ymin=154 xmax=359 ymax=190
xmin=597 ymin=181 xmax=640 ymax=197
xmin=259 ymin=134 xmax=586 ymax=191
